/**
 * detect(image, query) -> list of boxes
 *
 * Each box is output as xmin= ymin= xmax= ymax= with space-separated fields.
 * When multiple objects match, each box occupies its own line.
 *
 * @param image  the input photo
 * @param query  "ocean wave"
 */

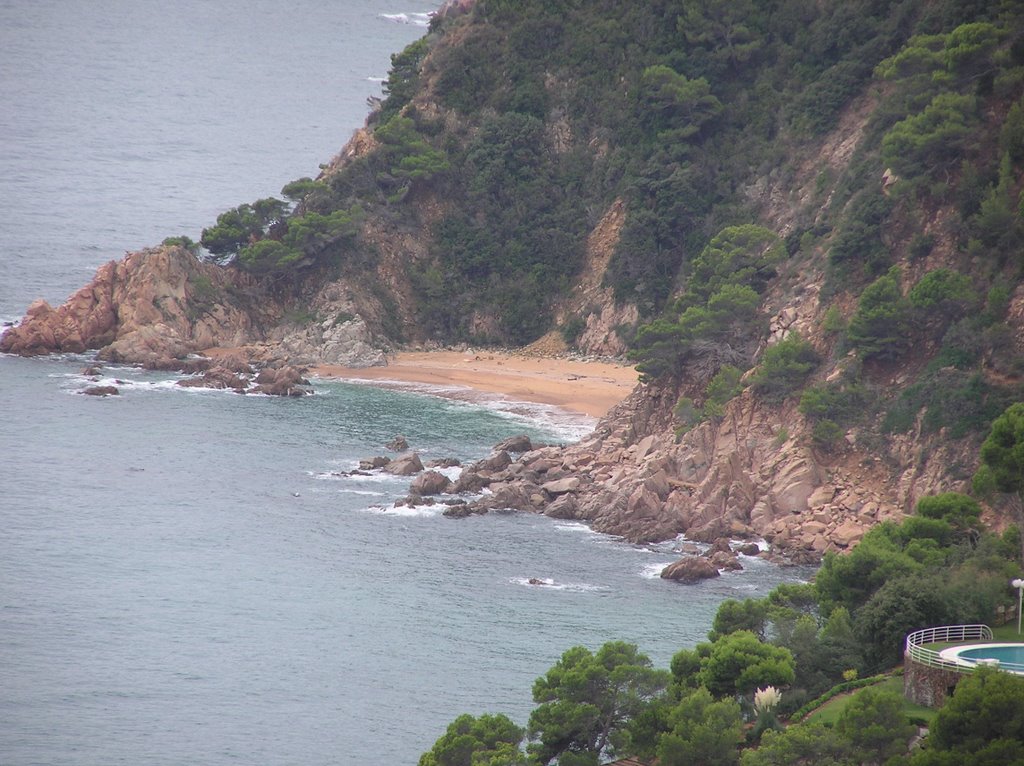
xmin=640 ymin=562 xmax=672 ymax=580
xmin=329 ymin=377 xmax=595 ymax=443
xmin=378 ymin=12 xmax=432 ymax=27
xmin=553 ymin=521 xmax=598 ymax=534
xmin=511 ymin=576 xmax=609 ymax=592
xmin=361 ymin=502 xmax=445 ymax=518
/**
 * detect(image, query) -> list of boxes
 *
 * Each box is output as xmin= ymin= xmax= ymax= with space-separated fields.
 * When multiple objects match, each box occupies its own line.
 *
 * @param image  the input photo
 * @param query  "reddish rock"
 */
xmin=251 ymin=365 xmax=311 ymax=396
xmin=383 ymin=452 xmax=425 ymax=476
xmin=494 ymin=435 xmax=533 ymax=453
xmin=176 ymin=367 xmax=248 ymax=391
xmin=410 ymin=470 xmax=453 ymax=496
xmin=544 ymin=493 xmax=580 ymax=519
xmin=478 ymin=451 xmax=513 ymax=472
xmin=542 ymin=477 xmax=580 ymax=495
xmin=0 ymin=245 xmax=276 ymax=362
xmin=660 ymin=557 xmax=720 ymax=583
xmin=707 ymin=550 xmax=743 ymax=571
xmin=386 ymin=435 xmax=410 ymax=451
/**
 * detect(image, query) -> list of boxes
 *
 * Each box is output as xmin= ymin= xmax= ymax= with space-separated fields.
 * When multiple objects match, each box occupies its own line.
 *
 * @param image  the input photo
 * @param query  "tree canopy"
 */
xmin=528 ymin=641 xmax=670 ymax=765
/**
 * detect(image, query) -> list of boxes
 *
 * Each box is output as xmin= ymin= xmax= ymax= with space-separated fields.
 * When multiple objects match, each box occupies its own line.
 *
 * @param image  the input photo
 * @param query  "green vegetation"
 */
xmin=804 ymin=676 xmax=936 ymax=727
xmin=418 ymin=713 xmax=527 ymax=766
xmin=846 ymin=268 xmax=914 ymax=361
xmin=527 ymin=641 xmax=670 ymax=765
xmin=420 ymin=467 xmax=1023 ymax=764
xmin=750 ymin=334 xmax=820 ymax=404
xmin=899 ymin=668 xmax=1024 ymax=765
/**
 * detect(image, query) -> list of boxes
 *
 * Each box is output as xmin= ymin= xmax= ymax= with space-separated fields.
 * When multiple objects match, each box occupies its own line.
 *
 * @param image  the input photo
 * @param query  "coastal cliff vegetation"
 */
xmin=195 ymin=0 xmax=1024 ymax=447
xmin=5 ymin=0 xmax=1024 ymax=762
xmin=4 ymin=0 xmax=1022 ymax=545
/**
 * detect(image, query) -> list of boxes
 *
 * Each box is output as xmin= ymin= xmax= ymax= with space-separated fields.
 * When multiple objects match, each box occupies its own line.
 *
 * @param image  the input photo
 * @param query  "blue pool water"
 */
xmin=951 ymin=643 xmax=1024 ymax=674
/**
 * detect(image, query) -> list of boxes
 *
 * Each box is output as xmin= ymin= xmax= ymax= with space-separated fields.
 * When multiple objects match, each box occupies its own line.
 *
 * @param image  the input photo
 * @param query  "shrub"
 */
xmin=750 ymin=334 xmax=820 ymax=403
xmin=799 ymin=383 xmax=871 ymax=425
xmin=881 ymin=92 xmax=979 ymax=180
xmin=846 ymin=268 xmax=913 ymax=361
xmin=812 ymin=419 xmax=845 ymax=451
xmin=828 ymin=191 xmax=894 ymax=278
xmin=703 ymin=365 xmax=745 ymax=419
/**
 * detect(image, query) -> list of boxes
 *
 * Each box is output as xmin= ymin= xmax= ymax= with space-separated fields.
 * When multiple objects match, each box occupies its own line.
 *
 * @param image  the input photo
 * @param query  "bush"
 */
xmin=750 ymin=334 xmax=820 ymax=403
xmin=811 ymin=419 xmax=845 ymax=451
xmin=799 ymin=382 xmax=871 ymax=425
xmin=846 ymin=268 xmax=913 ymax=361
xmin=703 ymin=365 xmax=745 ymax=419
xmin=828 ymin=191 xmax=894 ymax=278
xmin=881 ymin=92 xmax=979 ymax=180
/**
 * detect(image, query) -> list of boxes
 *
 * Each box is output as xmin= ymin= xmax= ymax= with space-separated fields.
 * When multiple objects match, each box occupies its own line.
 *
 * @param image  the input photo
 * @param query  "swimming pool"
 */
xmin=939 ymin=643 xmax=1024 ymax=675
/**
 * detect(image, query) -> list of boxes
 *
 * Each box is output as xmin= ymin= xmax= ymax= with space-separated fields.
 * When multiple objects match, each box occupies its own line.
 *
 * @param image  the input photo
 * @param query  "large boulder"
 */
xmin=494 ymin=435 xmax=533 ymax=453
xmin=82 ymin=385 xmax=119 ymax=396
xmin=384 ymin=452 xmax=425 ymax=476
xmin=410 ymin=470 xmax=452 ymax=496
xmin=251 ymin=365 xmax=311 ymax=396
xmin=542 ymin=477 xmax=581 ymax=496
xmin=176 ymin=366 xmax=248 ymax=391
xmin=660 ymin=557 xmax=720 ymax=583
xmin=478 ymin=451 xmax=513 ymax=473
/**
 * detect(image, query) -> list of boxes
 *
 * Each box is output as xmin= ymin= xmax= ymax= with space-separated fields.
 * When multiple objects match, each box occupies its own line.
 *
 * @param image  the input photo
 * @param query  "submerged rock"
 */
xmin=82 ymin=385 xmax=119 ymax=397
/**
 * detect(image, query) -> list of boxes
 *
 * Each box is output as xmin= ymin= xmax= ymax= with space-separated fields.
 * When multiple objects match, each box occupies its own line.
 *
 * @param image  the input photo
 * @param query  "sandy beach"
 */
xmin=314 ymin=351 xmax=640 ymax=418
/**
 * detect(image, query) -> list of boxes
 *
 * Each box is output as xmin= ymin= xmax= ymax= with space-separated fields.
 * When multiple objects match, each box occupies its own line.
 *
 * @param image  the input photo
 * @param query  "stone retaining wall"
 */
xmin=903 ymin=658 xmax=965 ymax=708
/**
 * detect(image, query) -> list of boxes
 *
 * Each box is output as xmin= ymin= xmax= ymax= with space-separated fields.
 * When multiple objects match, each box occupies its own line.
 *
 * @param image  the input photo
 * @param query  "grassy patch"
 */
xmin=992 ymin=624 xmax=1024 ymax=641
xmin=804 ymin=676 xmax=937 ymax=726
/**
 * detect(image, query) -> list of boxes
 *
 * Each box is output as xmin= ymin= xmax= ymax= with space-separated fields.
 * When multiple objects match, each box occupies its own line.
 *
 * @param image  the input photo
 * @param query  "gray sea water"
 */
xmin=0 ymin=4 xmax=810 ymax=764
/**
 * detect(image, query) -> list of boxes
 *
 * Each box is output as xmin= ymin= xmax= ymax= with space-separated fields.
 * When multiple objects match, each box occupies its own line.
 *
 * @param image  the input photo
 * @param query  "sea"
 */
xmin=0 ymin=3 xmax=810 ymax=765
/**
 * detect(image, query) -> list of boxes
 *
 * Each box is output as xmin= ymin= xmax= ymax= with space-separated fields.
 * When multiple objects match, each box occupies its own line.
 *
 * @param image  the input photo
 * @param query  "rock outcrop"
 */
xmin=0 ymin=245 xmax=278 ymax=364
xmin=173 ymin=363 xmax=312 ymax=397
xmin=428 ymin=379 xmax=942 ymax=562
xmin=661 ymin=557 xmax=720 ymax=583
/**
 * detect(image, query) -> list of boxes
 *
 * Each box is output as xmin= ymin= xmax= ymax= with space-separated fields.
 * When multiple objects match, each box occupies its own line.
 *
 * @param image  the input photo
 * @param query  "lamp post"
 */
xmin=1013 ymin=578 xmax=1024 ymax=635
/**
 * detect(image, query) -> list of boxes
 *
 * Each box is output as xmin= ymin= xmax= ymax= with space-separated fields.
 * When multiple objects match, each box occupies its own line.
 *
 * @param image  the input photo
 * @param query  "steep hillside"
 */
xmin=5 ymin=0 xmax=1024 ymax=551
xmin=303 ymin=0 xmax=1024 ymax=547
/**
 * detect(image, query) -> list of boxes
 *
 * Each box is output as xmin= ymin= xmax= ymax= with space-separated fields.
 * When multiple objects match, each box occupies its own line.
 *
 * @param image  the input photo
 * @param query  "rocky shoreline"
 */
xmin=1 ymin=245 xmax=944 ymax=564
xmin=0 ymin=244 xmax=388 ymax=370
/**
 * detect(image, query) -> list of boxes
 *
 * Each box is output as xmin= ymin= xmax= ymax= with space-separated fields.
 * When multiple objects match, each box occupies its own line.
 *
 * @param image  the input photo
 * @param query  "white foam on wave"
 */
xmin=553 ymin=521 xmax=599 ymax=534
xmin=361 ymin=502 xmax=444 ymax=518
xmin=640 ymin=562 xmax=671 ymax=580
xmin=332 ymin=376 xmax=595 ymax=444
xmin=379 ymin=11 xmax=432 ymax=27
xmin=511 ymin=576 xmax=609 ymax=593
xmin=433 ymin=464 xmax=464 ymax=482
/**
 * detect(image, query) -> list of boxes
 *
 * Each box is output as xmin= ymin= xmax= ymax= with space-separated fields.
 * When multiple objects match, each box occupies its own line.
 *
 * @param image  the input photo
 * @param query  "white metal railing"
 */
xmin=905 ymin=625 xmax=993 ymax=672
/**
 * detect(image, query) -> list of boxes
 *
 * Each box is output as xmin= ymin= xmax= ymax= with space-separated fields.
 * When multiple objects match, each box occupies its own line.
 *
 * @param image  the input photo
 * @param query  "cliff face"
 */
xmin=0 ymin=246 xmax=280 ymax=363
